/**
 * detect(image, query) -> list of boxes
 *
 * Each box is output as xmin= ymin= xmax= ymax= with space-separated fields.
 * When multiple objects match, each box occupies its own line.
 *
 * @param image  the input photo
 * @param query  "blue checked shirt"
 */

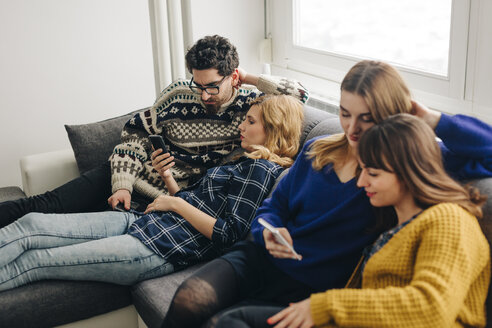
xmin=128 ymin=157 xmax=283 ymax=267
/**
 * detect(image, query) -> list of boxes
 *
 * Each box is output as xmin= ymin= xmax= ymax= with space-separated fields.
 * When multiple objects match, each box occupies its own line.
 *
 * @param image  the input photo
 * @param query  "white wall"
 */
xmin=189 ymin=0 xmax=265 ymax=76
xmin=0 ymin=0 xmax=156 ymax=187
xmin=0 ymin=0 xmax=268 ymax=188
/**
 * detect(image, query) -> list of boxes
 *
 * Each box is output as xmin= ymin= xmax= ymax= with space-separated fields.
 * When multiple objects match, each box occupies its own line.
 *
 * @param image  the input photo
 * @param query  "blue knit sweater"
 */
xmin=251 ymin=113 xmax=492 ymax=291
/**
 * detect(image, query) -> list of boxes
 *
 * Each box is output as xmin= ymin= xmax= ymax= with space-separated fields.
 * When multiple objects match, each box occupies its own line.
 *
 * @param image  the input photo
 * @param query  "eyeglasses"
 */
xmin=189 ymin=75 xmax=229 ymax=95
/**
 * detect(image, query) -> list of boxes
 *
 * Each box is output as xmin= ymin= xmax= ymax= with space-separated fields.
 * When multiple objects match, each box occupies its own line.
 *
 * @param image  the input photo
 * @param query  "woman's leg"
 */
xmin=0 ymin=163 xmax=112 ymax=228
xmin=0 ymin=210 xmax=138 ymax=267
xmin=0 ymin=234 xmax=173 ymax=291
xmin=213 ymin=306 xmax=284 ymax=328
xmin=162 ymin=258 xmax=240 ymax=328
xmin=163 ymin=240 xmax=277 ymax=328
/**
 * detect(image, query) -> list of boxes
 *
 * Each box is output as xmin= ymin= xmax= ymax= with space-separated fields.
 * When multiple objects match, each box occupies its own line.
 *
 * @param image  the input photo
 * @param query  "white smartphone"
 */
xmin=257 ymin=218 xmax=301 ymax=261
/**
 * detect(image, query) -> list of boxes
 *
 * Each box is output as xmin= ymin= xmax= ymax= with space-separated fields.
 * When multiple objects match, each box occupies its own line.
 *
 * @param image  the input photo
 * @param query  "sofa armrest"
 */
xmin=20 ymin=149 xmax=80 ymax=197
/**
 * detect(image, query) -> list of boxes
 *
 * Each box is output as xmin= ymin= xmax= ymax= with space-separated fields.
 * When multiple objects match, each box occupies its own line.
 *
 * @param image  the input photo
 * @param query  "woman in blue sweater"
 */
xmin=0 ymin=95 xmax=304 ymax=291
xmin=162 ymin=60 xmax=492 ymax=328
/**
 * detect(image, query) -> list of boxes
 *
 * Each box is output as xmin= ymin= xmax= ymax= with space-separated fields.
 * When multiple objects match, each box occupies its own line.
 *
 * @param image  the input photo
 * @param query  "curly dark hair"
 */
xmin=185 ymin=35 xmax=239 ymax=76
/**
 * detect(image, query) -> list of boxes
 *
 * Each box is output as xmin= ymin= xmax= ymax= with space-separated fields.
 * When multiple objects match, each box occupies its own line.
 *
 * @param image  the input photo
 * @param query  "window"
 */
xmin=267 ymin=0 xmax=473 ymax=114
xmin=295 ymin=0 xmax=452 ymax=77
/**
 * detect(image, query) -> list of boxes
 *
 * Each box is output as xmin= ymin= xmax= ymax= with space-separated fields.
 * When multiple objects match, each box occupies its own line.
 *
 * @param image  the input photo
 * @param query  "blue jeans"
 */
xmin=0 ymin=211 xmax=173 ymax=291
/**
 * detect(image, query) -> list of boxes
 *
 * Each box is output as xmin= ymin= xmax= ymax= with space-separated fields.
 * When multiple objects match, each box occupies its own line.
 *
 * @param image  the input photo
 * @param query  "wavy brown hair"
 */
xmin=185 ymin=35 xmax=239 ymax=76
xmin=245 ymin=95 xmax=304 ymax=168
xmin=308 ymin=60 xmax=413 ymax=170
xmin=359 ymin=114 xmax=485 ymax=229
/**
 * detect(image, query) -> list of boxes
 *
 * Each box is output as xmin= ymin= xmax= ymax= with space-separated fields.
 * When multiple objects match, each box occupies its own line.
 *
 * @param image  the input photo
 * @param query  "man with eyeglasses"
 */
xmin=0 ymin=35 xmax=308 ymax=228
xmin=107 ymin=35 xmax=308 ymax=209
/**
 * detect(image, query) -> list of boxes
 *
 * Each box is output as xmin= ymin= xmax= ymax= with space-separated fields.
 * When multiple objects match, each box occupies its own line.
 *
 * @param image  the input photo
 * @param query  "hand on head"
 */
xmin=410 ymin=100 xmax=442 ymax=129
xmin=235 ymin=66 xmax=259 ymax=87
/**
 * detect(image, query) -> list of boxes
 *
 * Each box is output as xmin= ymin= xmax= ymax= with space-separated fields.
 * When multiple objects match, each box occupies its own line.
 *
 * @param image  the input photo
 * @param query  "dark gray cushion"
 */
xmin=132 ymin=263 xmax=205 ymax=328
xmin=300 ymin=105 xmax=336 ymax=147
xmin=0 ymin=186 xmax=25 ymax=202
xmin=65 ymin=108 xmax=145 ymax=173
xmin=304 ymin=117 xmax=343 ymax=145
xmin=0 ymin=280 xmax=131 ymax=328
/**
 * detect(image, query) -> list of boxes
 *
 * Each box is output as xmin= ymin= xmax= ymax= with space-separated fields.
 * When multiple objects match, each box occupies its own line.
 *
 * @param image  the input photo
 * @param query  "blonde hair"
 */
xmin=308 ymin=60 xmax=413 ymax=170
xmin=359 ymin=114 xmax=485 ymax=226
xmin=245 ymin=95 xmax=304 ymax=168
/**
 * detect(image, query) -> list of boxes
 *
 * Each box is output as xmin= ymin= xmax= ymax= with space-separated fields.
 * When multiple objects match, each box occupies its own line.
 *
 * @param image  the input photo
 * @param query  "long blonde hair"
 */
xmin=359 ymin=114 xmax=485 ymax=227
xmin=245 ymin=95 xmax=304 ymax=167
xmin=308 ymin=60 xmax=413 ymax=170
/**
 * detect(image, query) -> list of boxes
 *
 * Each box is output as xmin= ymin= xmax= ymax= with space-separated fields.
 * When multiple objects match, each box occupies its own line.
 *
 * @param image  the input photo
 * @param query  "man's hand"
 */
xmin=263 ymin=227 xmax=302 ymax=260
xmin=236 ymin=67 xmax=259 ymax=87
xmin=108 ymin=189 xmax=131 ymax=210
xmin=411 ymin=100 xmax=442 ymax=130
xmin=151 ymin=148 xmax=175 ymax=180
xmin=267 ymin=299 xmax=314 ymax=328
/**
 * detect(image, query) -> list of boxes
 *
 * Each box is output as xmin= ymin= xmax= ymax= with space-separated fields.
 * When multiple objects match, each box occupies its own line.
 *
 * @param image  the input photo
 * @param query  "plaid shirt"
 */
xmin=128 ymin=157 xmax=283 ymax=267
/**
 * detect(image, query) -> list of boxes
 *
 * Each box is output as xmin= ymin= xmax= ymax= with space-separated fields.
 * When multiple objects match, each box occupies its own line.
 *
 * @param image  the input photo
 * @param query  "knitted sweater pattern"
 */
xmin=109 ymin=75 xmax=308 ymax=199
xmin=310 ymin=203 xmax=491 ymax=328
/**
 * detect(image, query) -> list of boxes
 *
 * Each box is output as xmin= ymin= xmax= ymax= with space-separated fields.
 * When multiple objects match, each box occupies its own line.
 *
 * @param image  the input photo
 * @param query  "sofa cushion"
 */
xmin=0 ymin=280 xmax=131 ymax=328
xmin=300 ymin=105 xmax=337 ymax=147
xmin=132 ymin=263 xmax=205 ymax=328
xmin=65 ymin=108 xmax=144 ymax=174
xmin=304 ymin=117 xmax=343 ymax=144
xmin=0 ymin=186 xmax=25 ymax=201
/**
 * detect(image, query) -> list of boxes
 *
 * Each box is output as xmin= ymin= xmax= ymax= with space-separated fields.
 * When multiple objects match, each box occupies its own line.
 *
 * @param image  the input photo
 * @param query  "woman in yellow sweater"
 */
xmin=213 ymin=114 xmax=491 ymax=328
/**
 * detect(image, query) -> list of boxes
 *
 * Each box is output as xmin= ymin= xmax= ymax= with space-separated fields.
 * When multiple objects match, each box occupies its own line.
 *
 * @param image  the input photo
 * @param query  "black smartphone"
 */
xmin=114 ymin=201 xmax=140 ymax=212
xmin=149 ymin=135 xmax=167 ymax=151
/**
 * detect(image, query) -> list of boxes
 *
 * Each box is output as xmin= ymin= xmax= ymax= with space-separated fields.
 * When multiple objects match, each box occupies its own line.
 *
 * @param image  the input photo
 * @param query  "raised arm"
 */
xmin=412 ymin=100 xmax=492 ymax=179
xmin=237 ymin=67 xmax=309 ymax=104
xmin=435 ymin=113 xmax=492 ymax=179
xmin=151 ymin=149 xmax=180 ymax=195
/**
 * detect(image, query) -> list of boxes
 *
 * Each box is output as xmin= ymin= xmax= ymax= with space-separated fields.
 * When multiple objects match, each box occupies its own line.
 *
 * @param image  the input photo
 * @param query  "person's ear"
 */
xmin=231 ymin=69 xmax=240 ymax=89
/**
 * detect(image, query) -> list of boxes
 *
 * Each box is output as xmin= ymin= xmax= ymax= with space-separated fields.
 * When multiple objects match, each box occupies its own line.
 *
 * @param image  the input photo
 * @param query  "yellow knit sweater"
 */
xmin=310 ymin=203 xmax=490 ymax=327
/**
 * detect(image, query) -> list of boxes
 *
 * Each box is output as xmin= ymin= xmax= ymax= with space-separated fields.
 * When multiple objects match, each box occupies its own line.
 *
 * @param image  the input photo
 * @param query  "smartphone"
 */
xmin=257 ymin=218 xmax=301 ymax=261
xmin=149 ymin=135 xmax=167 ymax=152
xmin=114 ymin=201 xmax=140 ymax=212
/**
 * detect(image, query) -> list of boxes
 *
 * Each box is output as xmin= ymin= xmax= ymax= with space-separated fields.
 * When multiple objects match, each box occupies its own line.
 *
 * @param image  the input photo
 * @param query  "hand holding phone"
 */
xmin=258 ymin=218 xmax=302 ymax=261
xmin=114 ymin=201 xmax=140 ymax=212
xmin=149 ymin=135 xmax=167 ymax=152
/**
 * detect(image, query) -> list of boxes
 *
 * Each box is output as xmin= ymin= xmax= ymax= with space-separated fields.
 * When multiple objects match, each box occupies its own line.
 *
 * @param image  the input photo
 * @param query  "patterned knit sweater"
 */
xmin=310 ymin=203 xmax=491 ymax=328
xmin=109 ymin=75 xmax=308 ymax=199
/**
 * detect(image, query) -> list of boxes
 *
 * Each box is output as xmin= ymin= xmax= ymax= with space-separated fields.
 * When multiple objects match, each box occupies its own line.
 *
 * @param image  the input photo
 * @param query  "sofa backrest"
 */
xmin=300 ymin=105 xmax=339 ymax=146
xmin=468 ymin=177 xmax=492 ymax=327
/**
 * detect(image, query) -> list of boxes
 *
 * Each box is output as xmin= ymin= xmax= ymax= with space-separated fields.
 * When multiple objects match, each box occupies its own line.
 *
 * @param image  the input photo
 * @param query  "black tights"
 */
xmin=162 ymin=259 xmax=239 ymax=328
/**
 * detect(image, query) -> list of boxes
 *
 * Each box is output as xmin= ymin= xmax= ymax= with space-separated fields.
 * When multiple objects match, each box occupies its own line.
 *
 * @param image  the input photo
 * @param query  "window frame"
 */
xmin=267 ymin=0 xmax=474 ymax=114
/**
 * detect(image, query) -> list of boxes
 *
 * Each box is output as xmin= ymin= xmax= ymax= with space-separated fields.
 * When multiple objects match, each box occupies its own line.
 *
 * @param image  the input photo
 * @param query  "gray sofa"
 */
xmin=1 ymin=104 xmax=491 ymax=328
xmin=0 ymin=104 xmax=339 ymax=328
